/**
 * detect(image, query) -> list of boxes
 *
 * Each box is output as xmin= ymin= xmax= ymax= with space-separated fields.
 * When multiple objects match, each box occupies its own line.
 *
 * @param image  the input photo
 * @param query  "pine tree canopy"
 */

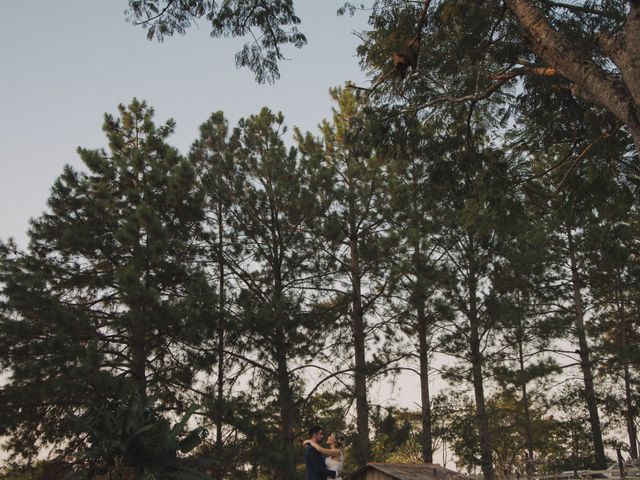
xmin=0 ymin=99 xmax=211 ymax=471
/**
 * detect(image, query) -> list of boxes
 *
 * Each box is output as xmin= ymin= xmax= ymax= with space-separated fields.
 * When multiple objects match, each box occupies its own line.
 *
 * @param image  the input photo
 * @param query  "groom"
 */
xmin=304 ymin=425 xmax=338 ymax=480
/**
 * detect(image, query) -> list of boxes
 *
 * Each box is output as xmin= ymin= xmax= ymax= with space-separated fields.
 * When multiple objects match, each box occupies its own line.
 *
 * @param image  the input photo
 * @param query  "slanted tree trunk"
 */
xmin=566 ymin=226 xmax=607 ymax=469
xmin=504 ymin=0 xmax=640 ymax=155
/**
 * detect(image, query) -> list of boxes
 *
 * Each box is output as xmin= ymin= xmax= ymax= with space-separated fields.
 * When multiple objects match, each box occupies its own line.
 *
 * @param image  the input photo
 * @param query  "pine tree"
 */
xmin=432 ymin=109 xmax=528 ymax=480
xmin=0 ymin=99 xmax=210 ymax=474
xmin=224 ymin=107 xmax=330 ymax=479
xmin=491 ymin=252 xmax=564 ymax=477
xmin=296 ymin=87 xmax=393 ymax=466
xmin=381 ymin=114 xmax=442 ymax=464
xmin=190 ymin=111 xmax=242 ymax=479
xmin=510 ymin=79 xmax=630 ymax=469
xmin=584 ymin=165 xmax=640 ymax=460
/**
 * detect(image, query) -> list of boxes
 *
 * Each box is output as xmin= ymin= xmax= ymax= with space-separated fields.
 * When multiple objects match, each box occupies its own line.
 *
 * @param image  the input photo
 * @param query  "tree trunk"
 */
xmin=470 ymin=326 xmax=494 ymax=480
xmin=411 ymin=168 xmax=433 ymax=464
xmin=572 ymin=426 xmax=579 ymax=478
xmin=413 ymin=237 xmax=433 ymax=464
xmin=566 ymin=226 xmax=607 ymax=469
xmin=216 ymin=201 xmax=226 ymax=480
xmin=504 ymin=0 xmax=640 ymax=155
xmin=272 ymin=210 xmax=296 ymax=480
xmin=417 ymin=299 xmax=433 ymax=464
xmin=618 ymin=299 xmax=638 ymax=459
xmin=467 ymin=253 xmax=495 ymax=480
xmin=623 ymin=358 xmax=638 ymax=460
xmin=275 ymin=341 xmax=296 ymax=480
xmin=518 ymin=335 xmax=535 ymax=478
xmin=350 ymin=232 xmax=370 ymax=466
xmin=131 ymin=323 xmax=147 ymax=403
xmin=617 ymin=447 xmax=626 ymax=478
xmin=417 ymin=297 xmax=433 ymax=464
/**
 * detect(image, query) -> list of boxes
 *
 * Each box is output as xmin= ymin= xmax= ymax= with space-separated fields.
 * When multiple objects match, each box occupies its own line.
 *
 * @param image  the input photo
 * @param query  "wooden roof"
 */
xmin=349 ymin=463 xmax=467 ymax=480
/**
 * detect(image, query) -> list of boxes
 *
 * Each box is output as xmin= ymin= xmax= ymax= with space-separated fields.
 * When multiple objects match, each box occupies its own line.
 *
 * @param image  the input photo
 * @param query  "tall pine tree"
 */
xmin=0 ymin=99 xmax=209 ymax=474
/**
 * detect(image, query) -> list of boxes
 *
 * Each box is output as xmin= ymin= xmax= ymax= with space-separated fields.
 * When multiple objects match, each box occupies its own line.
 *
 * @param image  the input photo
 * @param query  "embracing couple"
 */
xmin=303 ymin=425 xmax=344 ymax=480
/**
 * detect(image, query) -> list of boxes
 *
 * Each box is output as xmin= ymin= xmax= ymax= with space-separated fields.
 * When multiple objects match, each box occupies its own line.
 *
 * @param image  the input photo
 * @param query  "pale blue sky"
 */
xmin=1 ymin=0 xmax=369 ymax=247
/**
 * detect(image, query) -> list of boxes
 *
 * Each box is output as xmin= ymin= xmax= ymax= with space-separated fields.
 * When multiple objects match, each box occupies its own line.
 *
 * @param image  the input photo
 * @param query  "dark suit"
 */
xmin=304 ymin=444 xmax=337 ymax=480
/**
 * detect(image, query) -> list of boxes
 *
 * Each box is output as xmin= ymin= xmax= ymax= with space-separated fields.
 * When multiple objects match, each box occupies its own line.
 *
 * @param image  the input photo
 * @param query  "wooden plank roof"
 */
xmin=349 ymin=463 xmax=467 ymax=480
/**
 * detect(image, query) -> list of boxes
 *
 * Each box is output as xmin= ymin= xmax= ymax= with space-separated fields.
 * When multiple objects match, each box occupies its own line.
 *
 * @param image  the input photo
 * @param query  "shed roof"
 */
xmin=350 ymin=463 xmax=467 ymax=480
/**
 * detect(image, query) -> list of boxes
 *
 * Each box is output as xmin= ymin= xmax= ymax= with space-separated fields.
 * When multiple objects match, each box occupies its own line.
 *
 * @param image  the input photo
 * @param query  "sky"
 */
xmin=0 ymin=1 xmax=440 ymax=424
xmin=1 ymin=0 xmax=371 ymax=247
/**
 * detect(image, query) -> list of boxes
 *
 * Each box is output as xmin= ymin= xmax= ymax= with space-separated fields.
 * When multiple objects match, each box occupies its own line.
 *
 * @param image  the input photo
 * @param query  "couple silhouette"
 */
xmin=303 ymin=425 xmax=344 ymax=480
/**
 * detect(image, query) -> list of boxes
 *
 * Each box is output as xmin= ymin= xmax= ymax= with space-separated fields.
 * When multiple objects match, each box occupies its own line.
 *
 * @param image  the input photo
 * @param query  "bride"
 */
xmin=304 ymin=431 xmax=344 ymax=480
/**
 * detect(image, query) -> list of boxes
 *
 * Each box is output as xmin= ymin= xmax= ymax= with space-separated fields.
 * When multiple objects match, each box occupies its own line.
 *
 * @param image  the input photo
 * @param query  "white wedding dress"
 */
xmin=326 ymin=452 xmax=344 ymax=480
